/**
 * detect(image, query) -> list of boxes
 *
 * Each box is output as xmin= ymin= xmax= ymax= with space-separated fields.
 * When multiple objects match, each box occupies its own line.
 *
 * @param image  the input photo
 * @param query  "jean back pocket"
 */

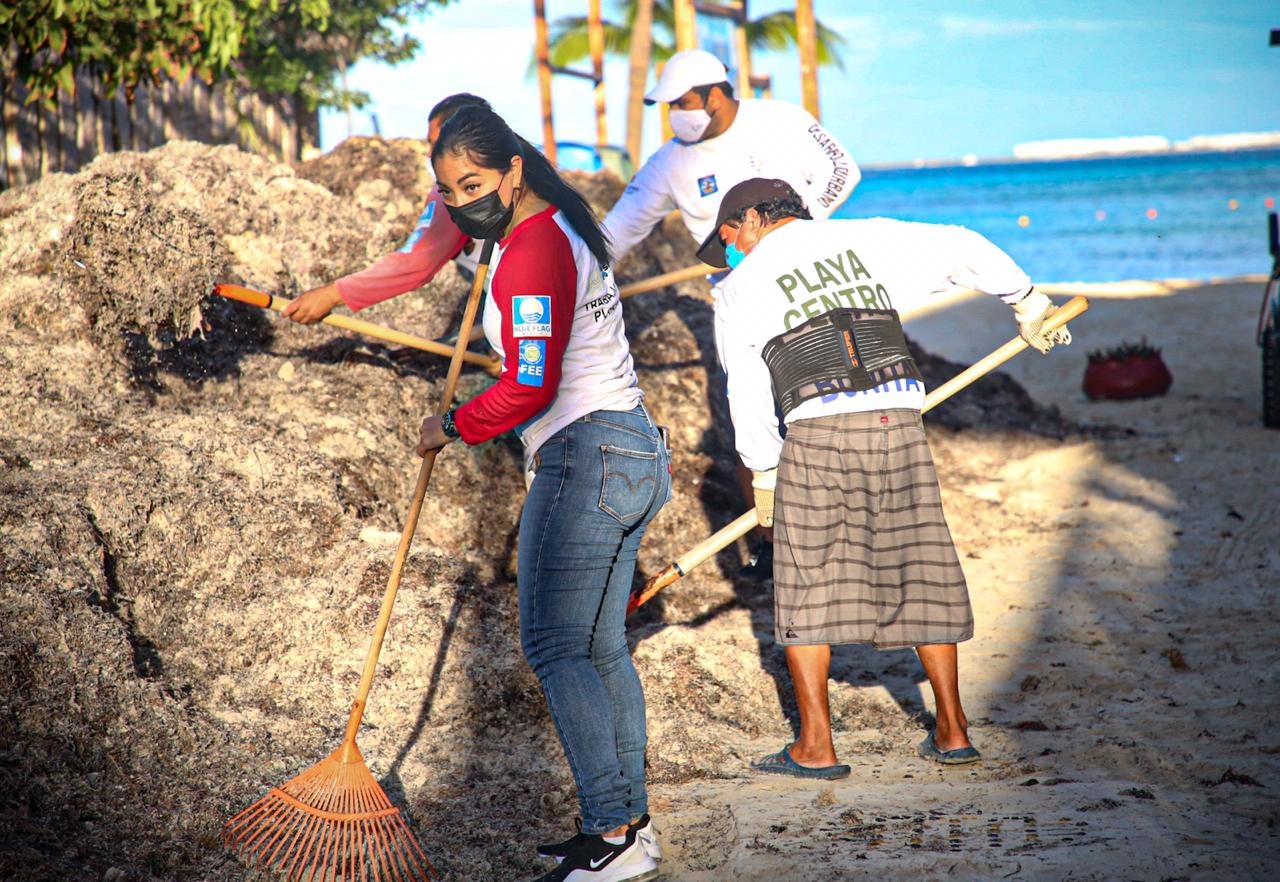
xmin=598 ymin=445 xmax=659 ymax=525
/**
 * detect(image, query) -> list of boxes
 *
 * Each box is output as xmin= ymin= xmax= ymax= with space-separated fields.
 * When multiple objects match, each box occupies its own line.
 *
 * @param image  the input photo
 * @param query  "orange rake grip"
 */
xmin=215 ymin=283 xmax=273 ymax=309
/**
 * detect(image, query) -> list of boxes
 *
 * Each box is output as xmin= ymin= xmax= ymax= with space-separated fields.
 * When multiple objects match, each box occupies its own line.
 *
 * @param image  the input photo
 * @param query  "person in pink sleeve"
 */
xmin=414 ymin=105 xmax=669 ymax=882
xmin=282 ymin=93 xmax=492 ymax=324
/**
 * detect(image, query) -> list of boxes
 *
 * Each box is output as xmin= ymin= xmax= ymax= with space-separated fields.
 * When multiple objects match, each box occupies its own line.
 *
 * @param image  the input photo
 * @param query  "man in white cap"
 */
xmin=604 ymin=48 xmax=859 ymax=258
xmin=604 ymin=48 xmax=861 ymax=579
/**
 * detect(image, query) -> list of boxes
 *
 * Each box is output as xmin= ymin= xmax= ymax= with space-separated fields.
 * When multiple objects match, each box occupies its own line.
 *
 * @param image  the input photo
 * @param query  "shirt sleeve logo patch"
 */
xmin=397 ymin=201 xmax=436 ymax=253
xmin=517 ymin=340 xmax=546 ymax=387
xmin=512 ymin=295 xmax=553 ymax=337
xmin=698 ymin=174 xmax=718 ymax=197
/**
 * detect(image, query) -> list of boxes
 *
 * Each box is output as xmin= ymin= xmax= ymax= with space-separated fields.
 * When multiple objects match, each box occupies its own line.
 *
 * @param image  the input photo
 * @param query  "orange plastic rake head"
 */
xmin=223 ymin=739 xmax=439 ymax=882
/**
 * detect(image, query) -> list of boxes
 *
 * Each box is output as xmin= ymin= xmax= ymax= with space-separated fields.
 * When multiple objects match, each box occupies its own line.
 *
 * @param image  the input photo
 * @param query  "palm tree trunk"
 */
xmin=590 ymin=0 xmax=608 ymax=149
xmin=795 ymin=0 xmax=820 ymax=118
xmin=626 ymin=0 xmax=655 ymax=167
xmin=734 ymin=3 xmax=752 ymax=98
xmin=533 ymin=0 xmax=557 ymax=164
xmin=673 ymin=0 xmax=696 ymax=51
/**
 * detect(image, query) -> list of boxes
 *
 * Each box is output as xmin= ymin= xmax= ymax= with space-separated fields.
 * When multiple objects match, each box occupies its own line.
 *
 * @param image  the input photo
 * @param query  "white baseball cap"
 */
xmin=644 ymin=49 xmax=729 ymax=105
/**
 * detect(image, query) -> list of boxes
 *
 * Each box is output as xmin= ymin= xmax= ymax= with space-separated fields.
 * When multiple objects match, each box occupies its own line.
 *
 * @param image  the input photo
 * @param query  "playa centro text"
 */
xmin=776 ymin=248 xmax=892 ymax=329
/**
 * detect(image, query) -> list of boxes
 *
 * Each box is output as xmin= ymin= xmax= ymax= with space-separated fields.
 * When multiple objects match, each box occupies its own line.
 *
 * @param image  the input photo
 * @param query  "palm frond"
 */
xmin=546 ymin=16 xmax=638 ymax=67
xmin=618 ymin=0 xmax=676 ymax=32
xmin=746 ymin=11 xmax=847 ymax=72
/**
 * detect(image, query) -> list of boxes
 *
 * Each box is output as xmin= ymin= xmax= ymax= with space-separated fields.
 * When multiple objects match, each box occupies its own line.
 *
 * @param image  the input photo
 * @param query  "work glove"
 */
xmin=752 ymin=468 xmax=777 ymax=528
xmin=1013 ymin=289 xmax=1072 ymax=354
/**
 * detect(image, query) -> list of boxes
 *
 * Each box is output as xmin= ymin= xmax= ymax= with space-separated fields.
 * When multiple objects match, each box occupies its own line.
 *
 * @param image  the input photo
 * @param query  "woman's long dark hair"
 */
xmin=431 ymin=106 xmax=613 ymax=268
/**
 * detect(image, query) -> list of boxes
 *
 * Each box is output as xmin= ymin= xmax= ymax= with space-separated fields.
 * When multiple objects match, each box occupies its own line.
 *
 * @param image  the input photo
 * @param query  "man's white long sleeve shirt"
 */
xmin=603 ymin=99 xmax=860 ymax=260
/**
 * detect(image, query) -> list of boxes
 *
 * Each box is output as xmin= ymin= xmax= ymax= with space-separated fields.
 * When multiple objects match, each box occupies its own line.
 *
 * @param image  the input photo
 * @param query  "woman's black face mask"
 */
xmin=446 ymin=174 xmax=514 ymax=240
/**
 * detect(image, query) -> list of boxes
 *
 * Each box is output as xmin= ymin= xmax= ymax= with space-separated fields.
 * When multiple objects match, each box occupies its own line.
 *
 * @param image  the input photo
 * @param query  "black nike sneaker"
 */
xmin=527 ymin=824 xmax=659 ymax=882
xmin=537 ymin=815 xmax=662 ymax=864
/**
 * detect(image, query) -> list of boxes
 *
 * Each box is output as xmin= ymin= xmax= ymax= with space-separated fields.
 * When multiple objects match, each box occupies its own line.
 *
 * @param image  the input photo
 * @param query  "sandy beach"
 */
xmin=1 ymin=140 xmax=1277 ymax=882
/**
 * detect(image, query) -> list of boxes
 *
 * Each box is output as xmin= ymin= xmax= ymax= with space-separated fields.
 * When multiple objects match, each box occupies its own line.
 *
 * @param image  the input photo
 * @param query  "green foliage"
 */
xmin=240 ymin=0 xmax=445 ymax=112
xmin=0 ymin=0 xmax=451 ymax=112
xmin=1 ymin=1 xmax=320 ymax=106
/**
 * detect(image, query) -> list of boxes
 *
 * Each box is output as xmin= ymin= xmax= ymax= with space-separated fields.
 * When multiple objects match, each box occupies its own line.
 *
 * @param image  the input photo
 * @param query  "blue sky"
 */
xmin=319 ymin=0 xmax=1280 ymax=167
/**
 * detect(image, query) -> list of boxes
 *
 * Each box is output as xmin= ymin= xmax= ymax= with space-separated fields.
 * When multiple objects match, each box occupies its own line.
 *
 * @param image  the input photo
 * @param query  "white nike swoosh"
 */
xmin=589 ymin=855 xmax=612 ymax=869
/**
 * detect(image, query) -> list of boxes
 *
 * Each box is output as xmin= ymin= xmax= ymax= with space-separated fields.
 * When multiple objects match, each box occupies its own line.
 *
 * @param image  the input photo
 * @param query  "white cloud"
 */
xmin=940 ymin=16 xmax=1108 ymax=39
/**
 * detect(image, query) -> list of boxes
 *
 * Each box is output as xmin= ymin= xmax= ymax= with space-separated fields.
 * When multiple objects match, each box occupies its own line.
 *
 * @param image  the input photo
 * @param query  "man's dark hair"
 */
xmin=737 ymin=195 xmax=811 ymax=225
xmin=428 ymin=93 xmax=492 ymax=125
xmin=694 ymin=80 xmax=735 ymax=103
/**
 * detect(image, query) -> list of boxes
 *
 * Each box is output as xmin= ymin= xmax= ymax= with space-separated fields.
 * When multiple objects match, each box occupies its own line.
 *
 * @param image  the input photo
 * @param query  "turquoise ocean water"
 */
xmin=835 ymin=148 xmax=1280 ymax=284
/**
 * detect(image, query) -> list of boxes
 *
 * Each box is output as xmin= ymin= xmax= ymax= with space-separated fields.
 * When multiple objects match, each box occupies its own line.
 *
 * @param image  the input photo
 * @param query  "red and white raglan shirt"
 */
xmin=603 ymin=99 xmax=860 ymax=261
xmin=714 ymin=218 xmax=1034 ymax=472
xmin=450 ymin=206 xmax=642 ymax=463
xmin=334 ymin=188 xmax=480 ymax=310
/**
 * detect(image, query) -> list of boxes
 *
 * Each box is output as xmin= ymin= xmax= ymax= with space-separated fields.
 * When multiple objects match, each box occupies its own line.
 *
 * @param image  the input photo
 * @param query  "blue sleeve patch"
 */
xmin=516 ymin=339 xmax=546 ymax=387
xmin=512 ymin=295 xmax=553 ymax=337
xmin=397 ymin=201 xmax=436 ymax=253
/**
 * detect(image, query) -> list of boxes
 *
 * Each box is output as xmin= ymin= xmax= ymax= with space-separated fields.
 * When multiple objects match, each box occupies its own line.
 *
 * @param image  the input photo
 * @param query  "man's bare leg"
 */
xmin=783 ymin=643 xmax=840 ymax=766
xmin=916 ymin=642 xmax=971 ymax=750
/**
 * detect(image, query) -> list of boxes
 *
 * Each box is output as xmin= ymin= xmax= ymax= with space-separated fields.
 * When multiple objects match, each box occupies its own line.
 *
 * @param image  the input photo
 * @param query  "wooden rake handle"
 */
xmin=626 ymin=293 xmax=1091 ymax=616
xmin=451 ymin=261 xmax=719 ymax=345
xmin=214 ymin=283 xmax=501 ymax=375
xmin=339 ymin=238 xmax=497 ymax=749
xmin=619 ymin=262 xmax=717 ymax=299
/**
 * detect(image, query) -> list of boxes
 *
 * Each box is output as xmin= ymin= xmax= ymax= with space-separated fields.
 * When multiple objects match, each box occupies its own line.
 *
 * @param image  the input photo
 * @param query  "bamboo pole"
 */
xmin=589 ymin=0 xmax=608 ymax=150
xmin=734 ymin=1 xmax=752 ymax=98
xmin=796 ymin=0 xmax=820 ymax=119
xmin=626 ymin=0 xmax=655 ymax=169
xmin=533 ymin=0 xmax=557 ymax=165
xmin=674 ymin=0 xmax=697 ymax=52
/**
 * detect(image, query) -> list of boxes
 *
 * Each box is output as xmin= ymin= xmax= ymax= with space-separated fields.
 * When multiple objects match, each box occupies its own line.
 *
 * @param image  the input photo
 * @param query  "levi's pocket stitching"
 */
xmin=598 ymin=445 xmax=658 ymax=524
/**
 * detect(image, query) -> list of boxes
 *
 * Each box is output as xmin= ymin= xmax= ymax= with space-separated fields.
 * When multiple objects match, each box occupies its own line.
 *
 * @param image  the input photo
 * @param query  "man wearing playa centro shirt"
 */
xmin=700 ymin=177 xmax=1069 ymax=779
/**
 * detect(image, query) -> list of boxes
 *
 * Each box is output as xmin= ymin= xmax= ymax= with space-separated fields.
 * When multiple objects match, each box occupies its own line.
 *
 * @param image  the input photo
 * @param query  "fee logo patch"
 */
xmin=397 ymin=201 xmax=436 ymax=253
xmin=517 ymin=340 xmax=546 ymax=387
xmin=697 ymin=174 xmax=718 ymax=197
xmin=512 ymin=295 xmax=553 ymax=337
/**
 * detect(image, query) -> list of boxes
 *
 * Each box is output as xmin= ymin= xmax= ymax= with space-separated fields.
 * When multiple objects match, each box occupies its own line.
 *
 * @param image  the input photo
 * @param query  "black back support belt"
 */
xmin=761 ymin=307 xmax=920 ymax=416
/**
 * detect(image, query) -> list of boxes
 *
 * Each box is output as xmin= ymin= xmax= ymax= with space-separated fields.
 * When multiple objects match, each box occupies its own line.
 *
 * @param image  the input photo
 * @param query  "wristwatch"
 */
xmin=440 ymin=409 xmax=460 ymax=440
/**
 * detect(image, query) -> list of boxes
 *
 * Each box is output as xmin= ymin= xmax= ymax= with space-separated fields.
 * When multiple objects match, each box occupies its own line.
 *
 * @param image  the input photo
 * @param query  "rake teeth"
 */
xmin=224 ymin=750 xmax=439 ymax=882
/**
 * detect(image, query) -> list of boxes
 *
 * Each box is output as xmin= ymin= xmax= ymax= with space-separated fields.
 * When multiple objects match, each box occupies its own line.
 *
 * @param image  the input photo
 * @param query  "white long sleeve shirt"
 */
xmin=455 ymin=207 xmax=641 ymax=466
xmin=714 ymin=218 xmax=1035 ymax=472
xmin=603 ymin=99 xmax=860 ymax=260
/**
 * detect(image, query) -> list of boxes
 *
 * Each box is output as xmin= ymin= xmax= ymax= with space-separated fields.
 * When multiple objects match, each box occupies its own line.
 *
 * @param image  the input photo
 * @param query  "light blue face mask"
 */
xmin=725 ymin=242 xmax=747 ymax=269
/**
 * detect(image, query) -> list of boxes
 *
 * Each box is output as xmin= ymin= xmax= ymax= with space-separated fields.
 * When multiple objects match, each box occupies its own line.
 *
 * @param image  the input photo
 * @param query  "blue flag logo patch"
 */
xmin=512 ymin=295 xmax=553 ymax=337
xmin=397 ymin=201 xmax=436 ymax=253
xmin=517 ymin=340 xmax=546 ymax=387
xmin=698 ymin=174 xmax=718 ymax=197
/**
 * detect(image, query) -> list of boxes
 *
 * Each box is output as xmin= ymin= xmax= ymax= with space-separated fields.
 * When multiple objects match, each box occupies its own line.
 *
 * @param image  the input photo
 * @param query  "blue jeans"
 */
xmin=518 ymin=404 xmax=671 ymax=834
